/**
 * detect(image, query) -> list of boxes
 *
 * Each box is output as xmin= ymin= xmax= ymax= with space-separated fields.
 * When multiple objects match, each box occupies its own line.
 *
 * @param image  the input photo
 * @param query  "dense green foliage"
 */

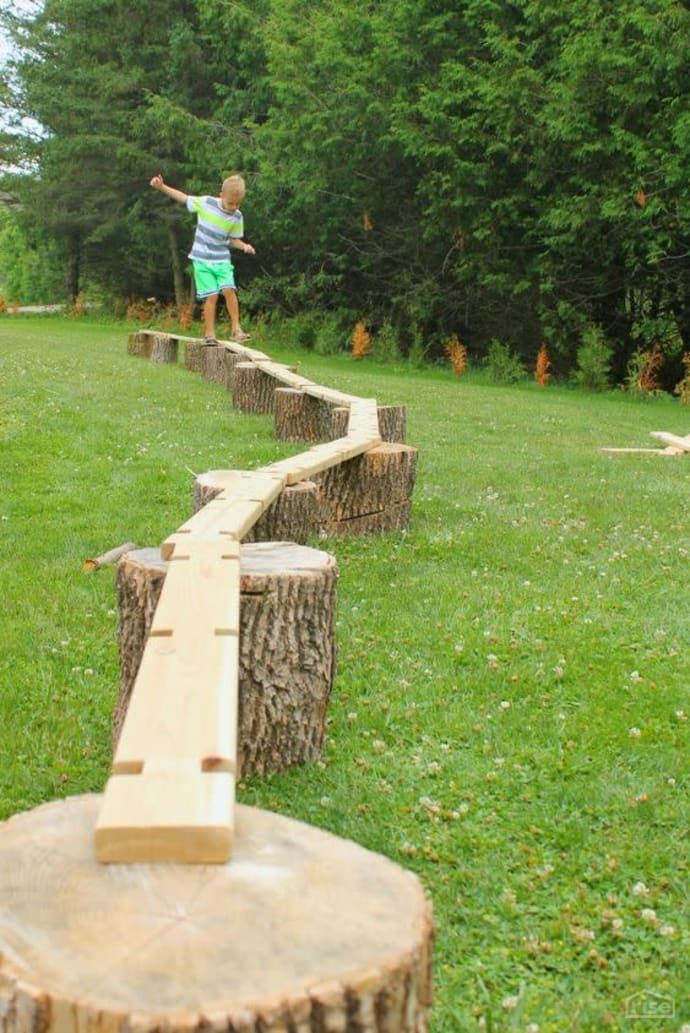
xmin=1 ymin=0 xmax=689 ymax=381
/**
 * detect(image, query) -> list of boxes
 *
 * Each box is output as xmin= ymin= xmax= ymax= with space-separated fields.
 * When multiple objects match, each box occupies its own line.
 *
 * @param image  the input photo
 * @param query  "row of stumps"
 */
xmin=0 ymin=330 xmax=434 ymax=1033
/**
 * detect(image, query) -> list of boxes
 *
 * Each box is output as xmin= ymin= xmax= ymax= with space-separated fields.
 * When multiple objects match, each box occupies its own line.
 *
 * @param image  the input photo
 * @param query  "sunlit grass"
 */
xmin=1 ymin=315 xmax=688 ymax=1031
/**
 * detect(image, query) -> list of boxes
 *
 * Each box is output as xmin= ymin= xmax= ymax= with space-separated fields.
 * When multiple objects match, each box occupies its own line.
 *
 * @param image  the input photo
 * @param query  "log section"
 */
xmin=314 ymin=442 xmax=418 ymax=536
xmin=114 ymin=543 xmax=337 ymax=776
xmin=194 ymin=471 xmax=318 ymax=545
xmin=0 ymin=794 xmax=434 ymax=1033
xmin=150 ymin=333 xmax=179 ymax=364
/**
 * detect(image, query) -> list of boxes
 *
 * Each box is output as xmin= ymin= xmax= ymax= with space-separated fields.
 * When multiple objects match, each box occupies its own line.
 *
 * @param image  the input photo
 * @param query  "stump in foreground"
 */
xmin=115 ymin=542 xmax=337 ymax=776
xmin=0 ymin=795 xmax=434 ymax=1033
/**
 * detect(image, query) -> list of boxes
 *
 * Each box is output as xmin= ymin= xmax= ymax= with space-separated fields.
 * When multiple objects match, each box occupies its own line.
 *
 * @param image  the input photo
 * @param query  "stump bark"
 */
xmin=127 ymin=330 xmax=152 ymax=358
xmin=0 ymin=794 xmax=434 ymax=1033
xmin=184 ymin=340 xmax=205 ymax=373
xmin=233 ymin=362 xmax=276 ymax=414
xmin=201 ymin=344 xmax=228 ymax=384
xmin=314 ymin=443 xmax=418 ymax=536
xmin=115 ymin=543 xmax=337 ymax=776
xmin=274 ymin=389 xmax=334 ymax=442
xmin=194 ymin=472 xmax=318 ymax=545
xmin=150 ymin=333 xmax=179 ymax=364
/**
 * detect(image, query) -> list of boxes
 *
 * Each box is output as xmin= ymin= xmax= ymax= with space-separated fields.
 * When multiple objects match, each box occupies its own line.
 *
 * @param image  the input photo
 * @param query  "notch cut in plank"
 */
xmin=649 ymin=431 xmax=690 ymax=452
xmin=161 ymin=498 xmax=265 ymax=558
xmin=150 ymin=540 xmax=241 ymax=635
xmin=112 ymin=631 xmax=239 ymax=774
xmin=95 ymin=762 xmax=235 ymax=863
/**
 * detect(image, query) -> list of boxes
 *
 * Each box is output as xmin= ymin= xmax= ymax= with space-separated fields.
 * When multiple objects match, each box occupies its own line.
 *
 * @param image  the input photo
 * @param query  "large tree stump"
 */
xmin=201 ymin=344 xmax=228 ymax=384
xmin=0 ymin=794 xmax=434 ymax=1033
xmin=314 ymin=443 xmax=418 ymax=536
xmin=127 ymin=330 xmax=153 ymax=358
xmin=150 ymin=333 xmax=179 ymax=364
xmin=184 ymin=340 xmax=205 ymax=373
xmin=115 ymin=542 xmax=337 ymax=776
xmin=194 ymin=471 xmax=318 ymax=545
xmin=232 ymin=362 xmax=277 ymax=414
xmin=274 ymin=388 xmax=333 ymax=442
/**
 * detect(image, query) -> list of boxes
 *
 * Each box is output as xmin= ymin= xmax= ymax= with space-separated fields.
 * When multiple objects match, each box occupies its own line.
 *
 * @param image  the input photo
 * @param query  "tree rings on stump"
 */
xmin=0 ymin=794 xmax=434 ymax=1033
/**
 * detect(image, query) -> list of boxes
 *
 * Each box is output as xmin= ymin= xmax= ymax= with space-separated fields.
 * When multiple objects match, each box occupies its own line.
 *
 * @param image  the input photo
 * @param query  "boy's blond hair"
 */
xmin=221 ymin=175 xmax=246 ymax=204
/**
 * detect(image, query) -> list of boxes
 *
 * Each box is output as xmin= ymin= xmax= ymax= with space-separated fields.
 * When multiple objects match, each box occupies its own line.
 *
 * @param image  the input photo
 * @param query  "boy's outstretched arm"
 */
xmin=150 ymin=174 xmax=188 ymax=205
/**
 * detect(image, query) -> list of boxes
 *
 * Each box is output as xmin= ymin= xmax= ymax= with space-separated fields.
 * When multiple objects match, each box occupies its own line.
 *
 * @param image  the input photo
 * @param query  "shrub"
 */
xmin=444 ymin=334 xmax=468 ymax=377
xmin=674 ymin=352 xmax=690 ymax=406
xmin=370 ymin=321 xmax=402 ymax=363
xmin=351 ymin=320 xmax=371 ymax=359
xmin=624 ymin=346 xmax=664 ymax=396
xmin=485 ymin=339 xmax=526 ymax=384
xmin=572 ymin=325 xmax=612 ymax=391
xmin=534 ymin=343 xmax=551 ymax=386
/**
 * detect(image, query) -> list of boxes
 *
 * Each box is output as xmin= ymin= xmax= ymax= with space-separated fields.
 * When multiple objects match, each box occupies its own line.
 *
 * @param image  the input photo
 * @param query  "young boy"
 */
xmin=150 ymin=173 xmax=255 ymax=345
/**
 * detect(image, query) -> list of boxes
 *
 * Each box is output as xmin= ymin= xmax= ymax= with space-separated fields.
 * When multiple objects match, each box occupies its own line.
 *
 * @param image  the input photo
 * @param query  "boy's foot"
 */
xmin=202 ymin=335 xmax=219 ymax=346
xmin=230 ymin=329 xmax=251 ymax=343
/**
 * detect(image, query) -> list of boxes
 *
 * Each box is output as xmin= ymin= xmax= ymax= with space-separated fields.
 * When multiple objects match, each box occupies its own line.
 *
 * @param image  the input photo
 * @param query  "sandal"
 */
xmin=202 ymin=336 xmax=219 ymax=347
xmin=230 ymin=329 xmax=252 ymax=343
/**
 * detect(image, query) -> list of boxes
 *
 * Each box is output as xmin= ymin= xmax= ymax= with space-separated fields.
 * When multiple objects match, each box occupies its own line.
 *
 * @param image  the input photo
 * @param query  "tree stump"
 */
xmin=194 ymin=471 xmax=318 ymax=545
xmin=274 ymin=388 xmax=332 ymax=442
xmin=0 ymin=794 xmax=434 ymax=1033
xmin=314 ymin=443 xmax=418 ymax=536
xmin=232 ymin=362 xmax=277 ymax=414
xmin=184 ymin=340 xmax=205 ymax=373
xmin=115 ymin=542 xmax=337 ymax=776
xmin=331 ymin=405 xmax=407 ymax=444
xmin=127 ymin=330 xmax=153 ymax=358
xmin=201 ymin=344 xmax=228 ymax=384
xmin=150 ymin=333 xmax=179 ymax=364
xmin=224 ymin=350 xmax=243 ymax=391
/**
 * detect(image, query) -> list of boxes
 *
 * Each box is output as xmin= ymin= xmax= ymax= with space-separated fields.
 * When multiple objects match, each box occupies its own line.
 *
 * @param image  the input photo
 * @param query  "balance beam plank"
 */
xmin=95 ymin=763 xmax=235 ymax=863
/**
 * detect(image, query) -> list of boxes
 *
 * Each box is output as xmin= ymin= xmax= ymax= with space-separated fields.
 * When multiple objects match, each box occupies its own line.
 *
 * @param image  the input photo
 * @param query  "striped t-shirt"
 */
xmin=186 ymin=195 xmax=244 ymax=263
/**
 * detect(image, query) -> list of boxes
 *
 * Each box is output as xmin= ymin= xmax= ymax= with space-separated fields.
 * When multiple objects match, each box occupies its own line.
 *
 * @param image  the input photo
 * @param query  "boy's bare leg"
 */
xmin=223 ymin=288 xmax=240 ymax=336
xmin=203 ymin=294 xmax=218 ymax=339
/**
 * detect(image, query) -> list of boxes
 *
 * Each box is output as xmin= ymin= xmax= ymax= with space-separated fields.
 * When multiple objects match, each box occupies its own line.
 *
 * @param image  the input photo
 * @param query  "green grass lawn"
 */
xmin=0 ymin=315 xmax=688 ymax=1032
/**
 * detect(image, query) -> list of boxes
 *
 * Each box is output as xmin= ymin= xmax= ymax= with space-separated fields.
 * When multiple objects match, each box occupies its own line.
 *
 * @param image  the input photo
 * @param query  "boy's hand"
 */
xmin=150 ymin=174 xmax=164 ymax=189
xmin=243 ymin=242 xmax=256 ymax=255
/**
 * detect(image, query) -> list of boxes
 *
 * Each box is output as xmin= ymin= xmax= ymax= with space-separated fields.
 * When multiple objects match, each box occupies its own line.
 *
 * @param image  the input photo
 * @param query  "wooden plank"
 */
xmin=302 ymin=384 xmax=361 ymax=406
xmin=150 ymin=542 xmax=241 ymax=634
xmin=600 ymin=446 xmax=683 ymax=455
xmin=649 ymin=431 xmax=690 ymax=452
xmin=195 ymin=469 xmax=287 ymax=502
xmin=113 ymin=631 xmax=239 ymax=772
xmin=161 ymin=497 xmax=266 ymax=558
xmin=95 ymin=762 xmax=235 ymax=863
xmin=266 ymin=437 xmax=377 ymax=484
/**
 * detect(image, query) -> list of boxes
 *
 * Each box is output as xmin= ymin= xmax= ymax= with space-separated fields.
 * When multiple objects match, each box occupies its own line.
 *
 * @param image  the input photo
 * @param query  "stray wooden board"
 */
xmin=599 ymin=446 xmax=683 ymax=455
xmin=649 ymin=431 xmax=690 ymax=452
xmin=95 ymin=763 xmax=235 ymax=863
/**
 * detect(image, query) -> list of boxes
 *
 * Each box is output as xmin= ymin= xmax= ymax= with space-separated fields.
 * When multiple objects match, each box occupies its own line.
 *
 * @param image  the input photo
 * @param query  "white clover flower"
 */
xmin=640 ymin=908 xmax=658 ymax=924
xmin=499 ymin=700 xmax=511 ymax=711
xmin=632 ymin=881 xmax=650 ymax=896
xmin=629 ymin=727 xmax=642 ymax=739
xmin=659 ymin=924 xmax=676 ymax=937
xmin=501 ymin=995 xmax=519 ymax=1011
xmin=629 ymin=670 xmax=643 ymax=683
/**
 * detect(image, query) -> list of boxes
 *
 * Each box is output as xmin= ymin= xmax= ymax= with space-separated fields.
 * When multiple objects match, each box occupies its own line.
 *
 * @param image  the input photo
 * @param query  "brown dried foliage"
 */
xmin=351 ymin=320 xmax=371 ymax=359
xmin=444 ymin=334 xmax=467 ymax=378
xmin=535 ymin=343 xmax=551 ymax=386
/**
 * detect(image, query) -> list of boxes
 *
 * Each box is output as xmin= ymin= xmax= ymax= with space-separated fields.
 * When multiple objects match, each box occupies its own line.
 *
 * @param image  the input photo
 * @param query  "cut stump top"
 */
xmin=0 ymin=795 xmax=432 ymax=1026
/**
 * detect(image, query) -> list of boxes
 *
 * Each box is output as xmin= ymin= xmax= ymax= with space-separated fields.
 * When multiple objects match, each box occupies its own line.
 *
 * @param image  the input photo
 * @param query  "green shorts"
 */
xmin=192 ymin=259 xmax=235 ymax=298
